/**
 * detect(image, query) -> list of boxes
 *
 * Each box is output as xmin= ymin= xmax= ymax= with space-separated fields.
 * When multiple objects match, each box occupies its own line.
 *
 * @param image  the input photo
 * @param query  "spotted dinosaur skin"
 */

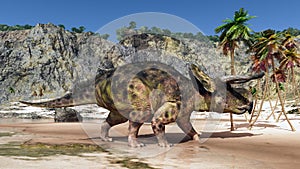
xmin=95 ymin=62 xmax=196 ymax=147
xmin=20 ymin=60 xmax=264 ymax=147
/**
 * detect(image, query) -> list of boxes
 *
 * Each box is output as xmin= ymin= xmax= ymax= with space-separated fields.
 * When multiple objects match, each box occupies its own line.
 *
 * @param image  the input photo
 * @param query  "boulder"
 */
xmin=54 ymin=108 xmax=82 ymax=122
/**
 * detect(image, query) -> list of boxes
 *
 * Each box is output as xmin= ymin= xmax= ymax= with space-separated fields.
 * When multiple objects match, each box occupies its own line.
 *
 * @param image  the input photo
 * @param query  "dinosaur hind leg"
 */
xmin=100 ymin=110 xmax=128 ymax=142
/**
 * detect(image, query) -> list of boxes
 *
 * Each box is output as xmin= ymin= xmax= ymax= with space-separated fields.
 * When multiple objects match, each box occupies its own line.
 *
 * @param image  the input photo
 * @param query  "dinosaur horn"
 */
xmin=221 ymin=72 xmax=265 ymax=84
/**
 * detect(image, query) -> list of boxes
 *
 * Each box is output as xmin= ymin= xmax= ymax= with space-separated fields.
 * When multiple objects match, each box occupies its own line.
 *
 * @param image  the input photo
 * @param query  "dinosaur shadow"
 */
xmin=200 ymin=131 xmax=260 ymax=139
xmin=91 ymin=130 xmax=260 ymax=145
xmin=235 ymin=123 xmax=278 ymax=128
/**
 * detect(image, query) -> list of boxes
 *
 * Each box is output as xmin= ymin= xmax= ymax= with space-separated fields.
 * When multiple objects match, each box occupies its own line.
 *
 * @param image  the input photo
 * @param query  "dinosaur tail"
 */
xmin=20 ymin=91 xmax=97 ymax=108
xmin=19 ymin=78 xmax=99 ymax=108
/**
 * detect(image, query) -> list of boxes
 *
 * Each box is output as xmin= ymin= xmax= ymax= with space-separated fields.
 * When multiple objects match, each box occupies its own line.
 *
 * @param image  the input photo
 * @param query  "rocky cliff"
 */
xmin=0 ymin=23 xmax=114 ymax=104
xmin=0 ymin=24 xmax=252 ymax=104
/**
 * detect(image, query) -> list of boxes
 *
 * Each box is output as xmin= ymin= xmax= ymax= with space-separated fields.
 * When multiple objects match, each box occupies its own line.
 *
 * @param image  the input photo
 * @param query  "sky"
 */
xmin=1 ymin=0 xmax=300 ymax=36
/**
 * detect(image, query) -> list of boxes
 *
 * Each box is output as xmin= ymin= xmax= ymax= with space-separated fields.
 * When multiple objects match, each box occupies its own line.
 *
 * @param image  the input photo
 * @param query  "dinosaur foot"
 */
xmin=157 ymin=141 xmax=173 ymax=147
xmin=100 ymin=136 xmax=113 ymax=142
xmin=193 ymin=134 xmax=200 ymax=141
xmin=128 ymin=142 xmax=146 ymax=148
xmin=128 ymin=137 xmax=145 ymax=148
xmin=99 ymin=121 xmax=112 ymax=142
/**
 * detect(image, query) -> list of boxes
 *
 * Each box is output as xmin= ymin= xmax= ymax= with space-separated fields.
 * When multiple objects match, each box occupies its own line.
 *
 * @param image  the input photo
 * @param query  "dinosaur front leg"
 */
xmin=151 ymin=120 xmax=169 ymax=147
xmin=151 ymin=102 xmax=179 ymax=147
xmin=128 ymin=121 xmax=145 ymax=147
xmin=176 ymin=103 xmax=200 ymax=141
xmin=176 ymin=118 xmax=200 ymax=141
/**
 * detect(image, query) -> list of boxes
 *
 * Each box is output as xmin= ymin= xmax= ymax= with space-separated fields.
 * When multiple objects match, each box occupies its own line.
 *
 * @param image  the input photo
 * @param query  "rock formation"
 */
xmin=0 ymin=23 xmax=114 ymax=104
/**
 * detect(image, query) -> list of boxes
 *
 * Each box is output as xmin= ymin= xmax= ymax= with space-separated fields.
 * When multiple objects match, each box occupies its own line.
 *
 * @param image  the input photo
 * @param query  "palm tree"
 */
xmin=281 ymin=33 xmax=300 ymax=72
xmin=215 ymin=8 xmax=255 ymax=131
xmin=249 ymin=31 xmax=273 ymax=125
xmin=250 ymin=30 xmax=295 ymax=131
xmin=278 ymin=34 xmax=300 ymax=118
xmin=215 ymin=8 xmax=255 ymax=75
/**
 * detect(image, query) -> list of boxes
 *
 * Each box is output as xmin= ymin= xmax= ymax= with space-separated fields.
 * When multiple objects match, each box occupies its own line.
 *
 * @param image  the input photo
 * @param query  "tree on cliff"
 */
xmin=0 ymin=24 xmax=34 ymax=31
xmin=71 ymin=26 xmax=86 ymax=33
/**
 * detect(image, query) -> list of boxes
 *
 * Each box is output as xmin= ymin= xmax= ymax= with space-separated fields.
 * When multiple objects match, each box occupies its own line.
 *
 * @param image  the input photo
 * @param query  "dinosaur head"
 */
xmin=189 ymin=63 xmax=264 ymax=114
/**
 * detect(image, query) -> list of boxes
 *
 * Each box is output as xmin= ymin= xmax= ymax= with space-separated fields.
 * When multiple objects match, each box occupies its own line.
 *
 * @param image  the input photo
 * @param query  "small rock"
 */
xmin=54 ymin=107 xmax=82 ymax=122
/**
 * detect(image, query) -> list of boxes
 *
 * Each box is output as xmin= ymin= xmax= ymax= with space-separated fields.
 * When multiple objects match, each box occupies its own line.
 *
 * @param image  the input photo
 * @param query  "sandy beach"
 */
xmin=0 ymin=116 xmax=300 ymax=169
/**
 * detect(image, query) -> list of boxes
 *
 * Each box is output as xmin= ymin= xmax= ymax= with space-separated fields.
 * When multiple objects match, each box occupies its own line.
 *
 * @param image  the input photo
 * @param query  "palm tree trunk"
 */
xmin=271 ymin=56 xmax=295 ymax=131
xmin=229 ymin=113 xmax=234 ymax=131
xmin=230 ymin=49 xmax=236 ymax=75
xmin=291 ymin=66 xmax=298 ymax=105
xmin=266 ymin=73 xmax=277 ymax=120
xmin=266 ymin=97 xmax=278 ymax=120
xmin=230 ymin=49 xmax=235 ymax=131
xmin=249 ymin=69 xmax=268 ymax=128
xmin=249 ymin=79 xmax=260 ymax=123
xmin=294 ymin=68 xmax=300 ymax=105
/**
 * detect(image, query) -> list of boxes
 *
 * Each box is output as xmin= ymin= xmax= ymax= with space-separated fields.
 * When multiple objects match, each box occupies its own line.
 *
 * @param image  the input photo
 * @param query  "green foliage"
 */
xmin=215 ymin=8 xmax=255 ymax=75
xmin=282 ymin=27 xmax=300 ymax=36
xmin=58 ymin=24 xmax=65 ymax=29
xmin=251 ymin=29 xmax=300 ymax=73
xmin=250 ymin=86 xmax=257 ymax=96
xmin=0 ymin=142 xmax=107 ymax=157
xmin=0 ymin=24 xmax=34 ymax=31
xmin=116 ymin=21 xmax=212 ymax=42
xmin=206 ymin=35 xmax=220 ymax=42
xmin=71 ymin=26 xmax=86 ymax=33
xmin=93 ymin=33 xmax=110 ymax=40
xmin=251 ymin=27 xmax=300 ymax=106
xmin=279 ymin=83 xmax=285 ymax=91
xmin=215 ymin=8 xmax=255 ymax=46
xmin=128 ymin=21 xmax=137 ymax=29
xmin=8 ymin=87 xmax=15 ymax=94
xmin=100 ymin=34 xmax=110 ymax=40
xmin=111 ymin=157 xmax=157 ymax=169
xmin=116 ymin=26 xmax=131 ymax=41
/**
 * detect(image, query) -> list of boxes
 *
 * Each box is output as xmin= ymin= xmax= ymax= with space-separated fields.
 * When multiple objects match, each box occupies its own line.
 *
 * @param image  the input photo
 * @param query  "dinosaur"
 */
xmin=20 ymin=60 xmax=264 ymax=147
